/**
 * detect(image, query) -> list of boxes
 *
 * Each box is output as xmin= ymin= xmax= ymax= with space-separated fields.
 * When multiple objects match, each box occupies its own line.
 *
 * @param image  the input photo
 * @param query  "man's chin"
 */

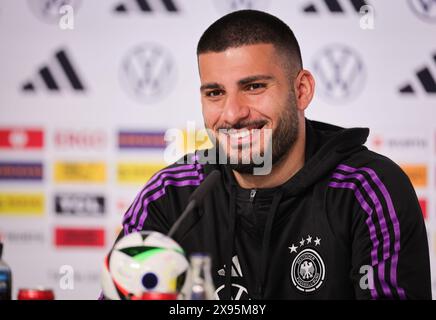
xmin=228 ymin=162 xmax=260 ymax=175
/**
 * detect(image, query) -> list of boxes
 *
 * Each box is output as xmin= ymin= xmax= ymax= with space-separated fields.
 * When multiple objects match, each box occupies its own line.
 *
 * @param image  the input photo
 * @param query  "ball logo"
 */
xmin=312 ymin=44 xmax=365 ymax=104
xmin=291 ymin=248 xmax=325 ymax=293
xmin=120 ymin=43 xmax=176 ymax=104
xmin=102 ymin=231 xmax=188 ymax=300
xmin=214 ymin=0 xmax=270 ymax=14
xmin=408 ymin=0 xmax=436 ymax=23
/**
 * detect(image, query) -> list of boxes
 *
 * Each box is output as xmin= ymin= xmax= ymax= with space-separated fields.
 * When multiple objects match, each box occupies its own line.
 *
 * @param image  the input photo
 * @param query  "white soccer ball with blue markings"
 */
xmin=101 ymin=231 xmax=188 ymax=300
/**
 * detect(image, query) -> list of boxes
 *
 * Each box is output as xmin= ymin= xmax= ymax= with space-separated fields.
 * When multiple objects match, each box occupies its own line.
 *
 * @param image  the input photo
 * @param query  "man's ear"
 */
xmin=294 ymin=69 xmax=315 ymax=111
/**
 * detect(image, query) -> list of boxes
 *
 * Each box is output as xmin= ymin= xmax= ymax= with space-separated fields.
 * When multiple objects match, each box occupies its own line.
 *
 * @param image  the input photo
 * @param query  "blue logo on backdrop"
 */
xmin=312 ymin=44 xmax=366 ymax=104
xmin=119 ymin=43 xmax=176 ymax=104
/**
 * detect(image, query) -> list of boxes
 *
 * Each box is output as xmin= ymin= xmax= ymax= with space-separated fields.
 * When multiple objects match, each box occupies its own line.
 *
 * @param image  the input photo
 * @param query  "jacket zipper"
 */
xmin=249 ymin=188 xmax=261 ymax=297
xmin=249 ymin=189 xmax=257 ymax=202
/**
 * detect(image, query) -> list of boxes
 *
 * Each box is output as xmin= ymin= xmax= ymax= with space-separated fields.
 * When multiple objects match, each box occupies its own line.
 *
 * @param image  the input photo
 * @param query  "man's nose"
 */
xmin=221 ymin=93 xmax=250 ymax=127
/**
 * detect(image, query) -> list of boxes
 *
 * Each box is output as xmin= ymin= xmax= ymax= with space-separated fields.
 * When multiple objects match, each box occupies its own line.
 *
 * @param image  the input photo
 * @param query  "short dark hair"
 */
xmin=197 ymin=10 xmax=303 ymax=71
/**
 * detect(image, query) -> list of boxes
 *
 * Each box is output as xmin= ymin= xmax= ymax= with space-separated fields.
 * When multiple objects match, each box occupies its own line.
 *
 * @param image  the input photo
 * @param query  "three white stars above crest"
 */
xmin=288 ymin=235 xmax=321 ymax=253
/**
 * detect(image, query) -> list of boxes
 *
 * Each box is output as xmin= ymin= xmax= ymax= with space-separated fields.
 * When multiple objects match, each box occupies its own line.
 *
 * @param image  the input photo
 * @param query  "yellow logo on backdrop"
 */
xmin=54 ymin=162 xmax=106 ymax=183
xmin=400 ymin=164 xmax=427 ymax=188
xmin=180 ymin=128 xmax=213 ymax=155
xmin=0 ymin=193 xmax=44 ymax=216
xmin=117 ymin=163 xmax=166 ymax=184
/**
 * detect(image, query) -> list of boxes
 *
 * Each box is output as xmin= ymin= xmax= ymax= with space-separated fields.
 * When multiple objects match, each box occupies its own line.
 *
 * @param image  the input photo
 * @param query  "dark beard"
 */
xmin=228 ymin=105 xmax=299 ymax=174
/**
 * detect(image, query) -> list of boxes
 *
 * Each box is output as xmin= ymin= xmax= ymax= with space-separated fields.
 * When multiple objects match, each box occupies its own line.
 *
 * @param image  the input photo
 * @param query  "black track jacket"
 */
xmin=121 ymin=119 xmax=432 ymax=300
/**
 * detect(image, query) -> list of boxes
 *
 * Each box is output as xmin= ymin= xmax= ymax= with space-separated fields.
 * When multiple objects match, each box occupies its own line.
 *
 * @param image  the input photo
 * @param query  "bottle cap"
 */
xmin=134 ymin=292 xmax=178 ymax=300
xmin=17 ymin=288 xmax=55 ymax=300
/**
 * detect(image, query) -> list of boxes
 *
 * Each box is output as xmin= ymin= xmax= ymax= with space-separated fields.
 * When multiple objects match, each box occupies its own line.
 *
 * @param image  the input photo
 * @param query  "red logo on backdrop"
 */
xmin=54 ymin=227 xmax=105 ymax=247
xmin=418 ymin=199 xmax=427 ymax=220
xmin=371 ymin=135 xmax=383 ymax=150
xmin=54 ymin=130 xmax=106 ymax=149
xmin=0 ymin=128 xmax=43 ymax=149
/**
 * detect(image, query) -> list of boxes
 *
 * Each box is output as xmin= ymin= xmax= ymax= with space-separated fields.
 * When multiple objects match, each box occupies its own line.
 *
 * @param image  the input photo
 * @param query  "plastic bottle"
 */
xmin=0 ymin=242 xmax=12 ymax=300
xmin=184 ymin=253 xmax=216 ymax=300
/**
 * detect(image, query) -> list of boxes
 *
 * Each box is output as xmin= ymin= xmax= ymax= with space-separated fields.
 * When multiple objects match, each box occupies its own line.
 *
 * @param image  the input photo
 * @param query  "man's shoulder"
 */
xmin=140 ymin=151 xmax=221 ymax=198
xmin=122 ymin=153 xmax=211 ymax=232
xmin=334 ymin=149 xmax=409 ymax=182
xmin=328 ymin=148 xmax=416 ymax=206
xmin=147 ymin=152 xmax=206 ymax=187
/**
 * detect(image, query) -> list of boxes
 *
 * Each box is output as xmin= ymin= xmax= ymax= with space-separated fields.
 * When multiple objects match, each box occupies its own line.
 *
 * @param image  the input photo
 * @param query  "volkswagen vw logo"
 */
xmin=119 ymin=43 xmax=177 ymax=104
xmin=408 ymin=0 xmax=436 ymax=23
xmin=312 ymin=44 xmax=365 ymax=104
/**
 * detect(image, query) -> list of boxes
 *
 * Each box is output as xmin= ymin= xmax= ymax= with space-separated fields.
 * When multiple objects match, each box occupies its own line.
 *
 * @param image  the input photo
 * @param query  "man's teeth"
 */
xmin=226 ymin=128 xmax=260 ymax=139
xmin=230 ymin=130 xmax=250 ymax=138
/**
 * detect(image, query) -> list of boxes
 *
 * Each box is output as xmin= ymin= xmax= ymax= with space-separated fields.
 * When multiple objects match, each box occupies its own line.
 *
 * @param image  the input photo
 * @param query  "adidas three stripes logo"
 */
xmin=22 ymin=49 xmax=85 ymax=92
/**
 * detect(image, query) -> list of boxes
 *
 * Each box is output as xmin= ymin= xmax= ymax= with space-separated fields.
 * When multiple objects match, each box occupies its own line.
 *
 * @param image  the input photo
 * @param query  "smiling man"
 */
xmin=198 ymin=41 xmax=308 ymax=184
xmin=120 ymin=10 xmax=431 ymax=299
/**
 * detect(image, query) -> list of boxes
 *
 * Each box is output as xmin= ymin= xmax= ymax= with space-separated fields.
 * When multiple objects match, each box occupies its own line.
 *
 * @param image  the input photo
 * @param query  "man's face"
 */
xmin=198 ymin=43 xmax=299 ymax=173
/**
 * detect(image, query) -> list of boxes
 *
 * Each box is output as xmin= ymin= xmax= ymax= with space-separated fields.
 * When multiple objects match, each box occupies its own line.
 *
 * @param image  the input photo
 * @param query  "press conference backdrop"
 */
xmin=0 ymin=0 xmax=435 ymax=299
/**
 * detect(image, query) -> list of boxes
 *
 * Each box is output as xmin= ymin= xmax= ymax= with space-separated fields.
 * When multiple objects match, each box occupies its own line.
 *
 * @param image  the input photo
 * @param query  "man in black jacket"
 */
xmin=121 ymin=10 xmax=432 ymax=299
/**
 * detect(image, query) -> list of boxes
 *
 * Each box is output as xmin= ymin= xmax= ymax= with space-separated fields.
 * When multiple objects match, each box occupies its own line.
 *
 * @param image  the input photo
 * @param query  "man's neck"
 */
xmin=233 ymin=121 xmax=306 ymax=189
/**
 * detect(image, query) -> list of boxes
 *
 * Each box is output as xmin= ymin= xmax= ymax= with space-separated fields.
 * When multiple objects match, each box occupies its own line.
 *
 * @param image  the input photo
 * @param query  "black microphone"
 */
xmin=167 ymin=170 xmax=221 ymax=238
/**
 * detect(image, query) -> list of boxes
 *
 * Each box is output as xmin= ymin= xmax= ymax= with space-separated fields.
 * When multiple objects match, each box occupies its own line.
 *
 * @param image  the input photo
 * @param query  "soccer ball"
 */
xmin=101 ymin=231 xmax=188 ymax=300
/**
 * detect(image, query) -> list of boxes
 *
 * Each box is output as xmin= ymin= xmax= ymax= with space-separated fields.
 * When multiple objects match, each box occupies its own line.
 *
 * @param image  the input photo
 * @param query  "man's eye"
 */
xmin=206 ymin=90 xmax=223 ymax=97
xmin=246 ymin=83 xmax=266 ymax=91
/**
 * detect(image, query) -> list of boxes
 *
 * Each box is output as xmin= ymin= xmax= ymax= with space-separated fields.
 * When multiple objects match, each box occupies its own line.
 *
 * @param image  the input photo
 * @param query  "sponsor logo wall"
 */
xmin=0 ymin=0 xmax=435 ymax=299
